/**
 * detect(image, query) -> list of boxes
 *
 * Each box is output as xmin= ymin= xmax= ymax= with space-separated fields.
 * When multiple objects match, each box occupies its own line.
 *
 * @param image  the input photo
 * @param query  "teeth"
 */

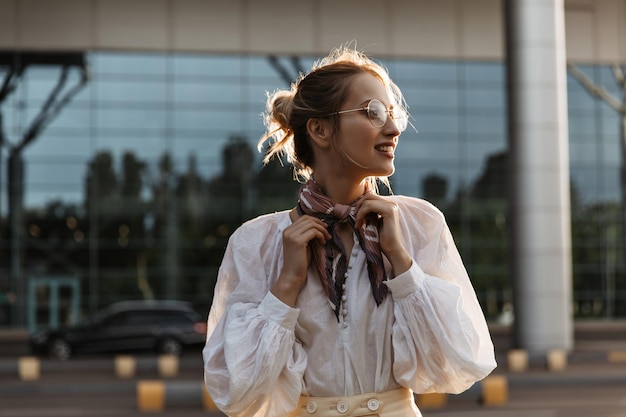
xmin=376 ymin=145 xmax=393 ymax=152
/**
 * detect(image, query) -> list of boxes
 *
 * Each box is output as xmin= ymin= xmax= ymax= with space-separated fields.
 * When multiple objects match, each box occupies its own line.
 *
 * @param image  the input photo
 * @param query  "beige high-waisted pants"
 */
xmin=286 ymin=388 xmax=421 ymax=417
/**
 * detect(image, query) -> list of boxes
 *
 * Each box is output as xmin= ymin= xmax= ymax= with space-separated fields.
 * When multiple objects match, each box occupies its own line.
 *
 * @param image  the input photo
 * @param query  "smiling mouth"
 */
xmin=375 ymin=145 xmax=394 ymax=153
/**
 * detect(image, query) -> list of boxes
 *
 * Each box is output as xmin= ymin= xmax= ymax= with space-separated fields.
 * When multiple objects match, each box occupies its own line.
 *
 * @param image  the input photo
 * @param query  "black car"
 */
xmin=30 ymin=300 xmax=207 ymax=360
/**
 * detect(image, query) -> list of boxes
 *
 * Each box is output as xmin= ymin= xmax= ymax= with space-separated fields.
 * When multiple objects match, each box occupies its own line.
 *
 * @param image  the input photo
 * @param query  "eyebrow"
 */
xmin=355 ymin=99 xmax=372 ymax=107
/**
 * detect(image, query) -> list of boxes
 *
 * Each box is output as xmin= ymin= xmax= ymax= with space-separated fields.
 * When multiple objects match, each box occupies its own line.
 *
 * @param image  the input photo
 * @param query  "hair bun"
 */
xmin=269 ymin=90 xmax=294 ymax=133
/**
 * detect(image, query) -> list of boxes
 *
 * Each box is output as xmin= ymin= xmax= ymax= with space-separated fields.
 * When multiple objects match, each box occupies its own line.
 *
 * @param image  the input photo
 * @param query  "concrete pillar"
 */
xmin=505 ymin=0 xmax=573 ymax=356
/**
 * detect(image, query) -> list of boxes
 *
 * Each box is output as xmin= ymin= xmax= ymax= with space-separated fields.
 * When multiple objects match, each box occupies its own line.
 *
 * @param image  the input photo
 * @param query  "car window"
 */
xmin=94 ymin=306 xmax=199 ymax=328
xmin=154 ymin=311 xmax=194 ymax=325
xmin=100 ymin=310 xmax=156 ymax=327
xmin=100 ymin=311 xmax=129 ymax=327
xmin=124 ymin=311 xmax=161 ymax=326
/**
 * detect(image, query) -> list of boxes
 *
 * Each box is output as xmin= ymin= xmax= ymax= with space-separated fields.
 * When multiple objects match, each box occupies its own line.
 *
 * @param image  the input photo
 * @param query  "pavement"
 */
xmin=2 ymin=321 xmax=626 ymax=379
xmin=0 ymin=321 xmax=625 ymax=416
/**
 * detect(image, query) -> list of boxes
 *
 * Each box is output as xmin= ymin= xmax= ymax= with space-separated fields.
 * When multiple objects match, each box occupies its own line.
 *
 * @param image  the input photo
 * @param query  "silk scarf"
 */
xmin=297 ymin=179 xmax=388 ymax=319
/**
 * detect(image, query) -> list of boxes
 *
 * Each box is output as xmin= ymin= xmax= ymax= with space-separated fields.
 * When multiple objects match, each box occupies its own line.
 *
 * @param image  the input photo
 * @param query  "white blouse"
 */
xmin=203 ymin=196 xmax=497 ymax=417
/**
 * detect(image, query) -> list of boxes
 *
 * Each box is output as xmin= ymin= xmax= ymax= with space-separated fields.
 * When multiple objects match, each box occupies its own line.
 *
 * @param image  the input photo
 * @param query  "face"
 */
xmin=332 ymin=72 xmax=402 ymax=180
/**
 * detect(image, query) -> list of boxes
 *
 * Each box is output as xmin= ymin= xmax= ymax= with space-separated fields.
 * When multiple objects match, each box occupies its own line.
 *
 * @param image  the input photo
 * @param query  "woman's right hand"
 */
xmin=271 ymin=213 xmax=330 ymax=307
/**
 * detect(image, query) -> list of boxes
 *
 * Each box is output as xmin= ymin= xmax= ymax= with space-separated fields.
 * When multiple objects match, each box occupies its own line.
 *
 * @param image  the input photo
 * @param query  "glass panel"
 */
xmin=173 ymin=82 xmax=242 ymax=104
xmin=601 ymin=135 xmax=621 ymax=165
xmin=4 ymin=51 xmax=626 ymax=327
xmin=464 ymin=114 xmax=505 ymax=135
xmin=463 ymin=88 xmax=505 ymax=110
xmin=173 ymin=54 xmax=242 ymax=77
xmin=570 ymin=140 xmax=599 ymax=164
xmin=569 ymin=114 xmax=599 ymax=136
xmin=392 ymin=60 xmax=458 ymax=81
xmin=414 ymin=113 xmax=459 ymax=134
xmin=464 ymin=62 xmax=505 ymax=83
xmin=94 ymin=52 xmax=167 ymax=76
xmin=403 ymin=86 xmax=459 ymax=109
xmin=97 ymin=79 xmax=167 ymax=103
xmin=571 ymin=166 xmax=602 ymax=204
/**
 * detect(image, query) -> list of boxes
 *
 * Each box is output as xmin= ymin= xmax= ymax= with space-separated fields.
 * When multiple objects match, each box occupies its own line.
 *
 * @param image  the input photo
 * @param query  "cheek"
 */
xmin=337 ymin=131 xmax=369 ymax=156
xmin=334 ymin=120 xmax=377 ymax=158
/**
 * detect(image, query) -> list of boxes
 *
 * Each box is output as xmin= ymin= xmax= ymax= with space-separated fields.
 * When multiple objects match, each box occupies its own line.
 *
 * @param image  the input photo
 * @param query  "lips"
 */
xmin=375 ymin=144 xmax=395 ymax=153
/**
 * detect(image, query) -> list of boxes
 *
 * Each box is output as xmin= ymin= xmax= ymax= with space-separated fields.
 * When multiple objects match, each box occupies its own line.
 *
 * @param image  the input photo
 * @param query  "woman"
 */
xmin=203 ymin=46 xmax=496 ymax=417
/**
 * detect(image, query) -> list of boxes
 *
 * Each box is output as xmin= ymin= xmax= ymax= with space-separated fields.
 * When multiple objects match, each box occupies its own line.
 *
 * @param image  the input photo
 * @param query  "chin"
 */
xmin=376 ymin=165 xmax=395 ymax=177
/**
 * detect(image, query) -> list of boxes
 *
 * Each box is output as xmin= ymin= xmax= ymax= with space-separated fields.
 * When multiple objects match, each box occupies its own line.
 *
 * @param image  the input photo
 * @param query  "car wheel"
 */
xmin=159 ymin=337 xmax=182 ymax=356
xmin=49 ymin=338 xmax=72 ymax=360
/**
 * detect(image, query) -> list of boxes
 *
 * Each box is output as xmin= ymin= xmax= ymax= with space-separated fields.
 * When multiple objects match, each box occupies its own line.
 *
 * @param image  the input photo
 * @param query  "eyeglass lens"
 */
xmin=367 ymin=100 xmax=407 ymax=131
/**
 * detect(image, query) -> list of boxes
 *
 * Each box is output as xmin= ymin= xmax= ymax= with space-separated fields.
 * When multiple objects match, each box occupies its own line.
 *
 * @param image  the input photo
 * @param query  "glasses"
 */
xmin=330 ymin=99 xmax=408 ymax=132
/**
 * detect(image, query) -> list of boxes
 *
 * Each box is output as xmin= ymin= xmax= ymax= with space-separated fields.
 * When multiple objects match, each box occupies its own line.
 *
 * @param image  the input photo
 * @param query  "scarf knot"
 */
xmin=330 ymin=204 xmax=352 ymax=222
xmin=297 ymin=179 xmax=388 ymax=320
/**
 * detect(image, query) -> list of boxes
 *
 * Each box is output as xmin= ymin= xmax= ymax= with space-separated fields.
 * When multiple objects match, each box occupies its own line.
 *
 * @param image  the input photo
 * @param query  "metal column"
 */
xmin=505 ymin=0 xmax=573 ymax=355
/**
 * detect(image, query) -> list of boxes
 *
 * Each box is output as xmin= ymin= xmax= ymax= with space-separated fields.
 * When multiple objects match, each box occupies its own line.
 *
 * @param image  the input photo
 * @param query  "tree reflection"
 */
xmin=7 ymin=137 xmax=626 ymax=321
xmin=71 ymin=134 xmax=300 ymax=313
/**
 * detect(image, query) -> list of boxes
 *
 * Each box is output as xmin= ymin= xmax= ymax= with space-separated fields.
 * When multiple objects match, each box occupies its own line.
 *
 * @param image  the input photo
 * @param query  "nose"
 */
xmin=385 ymin=114 xmax=401 ymax=137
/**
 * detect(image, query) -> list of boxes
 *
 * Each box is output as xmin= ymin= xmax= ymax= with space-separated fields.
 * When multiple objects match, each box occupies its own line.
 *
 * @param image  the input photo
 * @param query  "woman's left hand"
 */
xmin=354 ymin=194 xmax=412 ymax=276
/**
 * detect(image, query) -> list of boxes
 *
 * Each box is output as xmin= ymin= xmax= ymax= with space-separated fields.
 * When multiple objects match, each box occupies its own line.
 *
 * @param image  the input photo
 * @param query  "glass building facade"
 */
xmin=0 ymin=51 xmax=623 ymax=330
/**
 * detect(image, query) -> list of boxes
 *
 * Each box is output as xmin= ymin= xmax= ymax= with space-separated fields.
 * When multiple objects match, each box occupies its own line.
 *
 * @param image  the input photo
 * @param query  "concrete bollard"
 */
xmin=481 ymin=375 xmax=508 ymax=406
xmin=136 ymin=380 xmax=219 ymax=412
xmin=202 ymin=384 xmax=219 ymax=412
xmin=137 ymin=380 xmax=166 ymax=412
xmin=134 ymin=378 xmax=508 ymax=412
xmin=415 ymin=392 xmax=447 ymax=409
xmin=18 ymin=356 xmax=40 ymax=381
xmin=507 ymin=349 xmax=528 ymax=372
xmin=115 ymin=355 xmax=137 ymax=379
xmin=607 ymin=350 xmax=626 ymax=363
xmin=546 ymin=349 xmax=567 ymax=371
xmin=157 ymin=354 xmax=179 ymax=378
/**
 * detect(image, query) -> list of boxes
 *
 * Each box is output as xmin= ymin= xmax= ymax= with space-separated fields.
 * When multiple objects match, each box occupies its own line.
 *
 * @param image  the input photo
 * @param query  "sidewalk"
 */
xmin=489 ymin=320 xmax=626 ymax=355
xmin=2 ymin=321 xmax=626 ymax=384
xmin=0 ymin=339 xmax=624 ymax=416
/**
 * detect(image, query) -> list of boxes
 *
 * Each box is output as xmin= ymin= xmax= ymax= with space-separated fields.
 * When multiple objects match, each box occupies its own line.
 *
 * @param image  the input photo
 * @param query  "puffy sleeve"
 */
xmin=202 ymin=217 xmax=308 ymax=417
xmin=386 ymin=197 xmax=497 ymax=394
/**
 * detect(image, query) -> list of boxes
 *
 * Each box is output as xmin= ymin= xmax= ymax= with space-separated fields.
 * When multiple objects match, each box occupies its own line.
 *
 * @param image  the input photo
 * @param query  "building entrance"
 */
xmin=27 ymin=276 xmax=81 ymax=333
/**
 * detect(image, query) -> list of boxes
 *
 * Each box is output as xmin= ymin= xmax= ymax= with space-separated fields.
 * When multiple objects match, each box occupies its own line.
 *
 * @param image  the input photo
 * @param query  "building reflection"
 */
xmin=0 ymin=51 xmax=624 ymax=330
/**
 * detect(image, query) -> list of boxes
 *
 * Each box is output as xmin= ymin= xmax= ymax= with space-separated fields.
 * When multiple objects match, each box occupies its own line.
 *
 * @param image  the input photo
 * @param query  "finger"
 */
xmin=355 ymin=198 xmax=383 ymax=228
xmin=285 ymin=217 xmax=331 ymax=243
xmin=291 ymin=218 xmax=331 ymax=241
xmin=285 ymin=231 xmax=326 ymax=250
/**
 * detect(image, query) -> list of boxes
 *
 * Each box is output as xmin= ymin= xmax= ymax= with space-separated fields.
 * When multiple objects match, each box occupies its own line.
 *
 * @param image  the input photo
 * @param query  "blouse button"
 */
xmin=306 ymin=401 xmax=317 ymax=414
xmin=367 ymin=398 xmax=380 ymax=411
xmin=342 ymin=309 xmax=348 ymax=316
xmin=341 ymin=295 xmax=347 ymax=302
xmin=336 ymin=400 xmax=349 ymax=413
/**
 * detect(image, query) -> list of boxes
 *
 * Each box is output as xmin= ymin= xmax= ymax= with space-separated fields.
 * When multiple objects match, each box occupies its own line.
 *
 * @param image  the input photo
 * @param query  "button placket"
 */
xmin=338 ymin=240 xmax=359 ymax=326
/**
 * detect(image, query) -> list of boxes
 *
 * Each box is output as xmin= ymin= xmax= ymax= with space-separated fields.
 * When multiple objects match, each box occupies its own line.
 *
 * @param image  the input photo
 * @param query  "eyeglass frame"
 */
xmin=327 ymin=99 xmax=408 ymax=132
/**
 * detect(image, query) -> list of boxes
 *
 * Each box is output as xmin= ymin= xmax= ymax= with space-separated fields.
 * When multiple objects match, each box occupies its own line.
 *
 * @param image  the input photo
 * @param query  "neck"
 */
xmin=311 ymin=174 xmax=367 ymax=205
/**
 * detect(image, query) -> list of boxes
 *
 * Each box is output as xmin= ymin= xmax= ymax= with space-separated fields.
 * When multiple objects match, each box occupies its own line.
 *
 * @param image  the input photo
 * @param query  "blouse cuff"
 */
xmin=258 ymin=291 xmax=300 ymax=330
xmin=384 ymin=261 xmax=427 ymax=299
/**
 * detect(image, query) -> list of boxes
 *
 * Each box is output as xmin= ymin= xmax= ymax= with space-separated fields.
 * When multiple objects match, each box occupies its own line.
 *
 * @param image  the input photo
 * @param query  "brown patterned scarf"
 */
xmin=297 ymin=179 xmax=388 ymax=320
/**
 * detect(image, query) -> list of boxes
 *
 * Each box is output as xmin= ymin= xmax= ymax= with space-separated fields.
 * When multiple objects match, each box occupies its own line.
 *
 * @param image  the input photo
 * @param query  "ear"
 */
xmin=306 ymin=118 xmax=332 ymax=149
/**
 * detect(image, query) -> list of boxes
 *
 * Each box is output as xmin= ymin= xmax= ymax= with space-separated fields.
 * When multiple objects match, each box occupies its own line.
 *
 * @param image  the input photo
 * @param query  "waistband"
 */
xmin=287 ymin=388 xmax=415 ymax=417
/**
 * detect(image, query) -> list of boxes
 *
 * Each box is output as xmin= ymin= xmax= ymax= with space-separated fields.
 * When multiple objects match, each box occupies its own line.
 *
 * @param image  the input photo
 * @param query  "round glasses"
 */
xmin=330 ymin=99 xmax=408 ymax=132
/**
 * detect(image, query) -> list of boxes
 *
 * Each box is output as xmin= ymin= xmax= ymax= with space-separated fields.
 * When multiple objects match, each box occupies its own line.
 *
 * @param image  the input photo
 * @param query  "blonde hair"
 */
xmin=257 ymin=45 xmax=407 ymax=191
